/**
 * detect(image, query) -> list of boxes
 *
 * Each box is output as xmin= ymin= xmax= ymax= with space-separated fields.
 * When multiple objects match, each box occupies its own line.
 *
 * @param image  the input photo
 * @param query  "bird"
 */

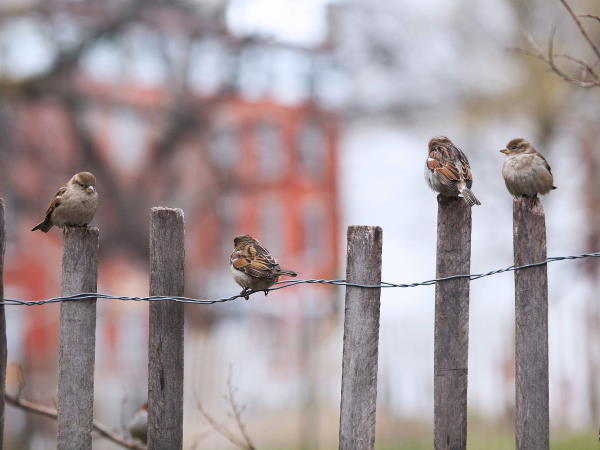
xmin=230 ymin=234 xmax=298 ymax=300
xmin=127 ymin=401 xmax=148 ymax=444
xmin=31 ymin=172 xmax=98 ymax=232
xmin=500 ymin=138 xmax=556 ymax=197
xmin=425 ymin=136 xmax=481 ymax=206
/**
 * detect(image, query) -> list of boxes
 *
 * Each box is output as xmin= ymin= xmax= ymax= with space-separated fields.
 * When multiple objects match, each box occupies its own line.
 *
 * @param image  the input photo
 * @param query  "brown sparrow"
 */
xmin=425 ymin=136 xmax=481 ymax=206
xmin=32 ymin=172 xmax=98 ymax=232
xmin=500 ymin=138 xmax=556 ymax=197
xmin=230 ymin=234 xmax=298 ymax=300
xmin=127 ymin=401 xmax=148 ymax=444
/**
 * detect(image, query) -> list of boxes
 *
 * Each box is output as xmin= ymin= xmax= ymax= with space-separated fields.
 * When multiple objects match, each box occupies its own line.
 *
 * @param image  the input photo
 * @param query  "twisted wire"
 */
xmin=1 ymin=252 xmax=598 ymax=306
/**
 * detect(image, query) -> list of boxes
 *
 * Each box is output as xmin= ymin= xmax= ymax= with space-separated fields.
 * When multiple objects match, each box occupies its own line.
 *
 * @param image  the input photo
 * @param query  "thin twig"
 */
xmin=517 ymin=5 xmax=600 ymax=88
xmin=226 ymin=368 xmax=256 ymax=450
xmin=196 ymin=395 xmax=249 ymax=449
xmin=559 ymin=0 xmax=600 ymax=61
xmin=545 ymin=28 xmax=600 ymax=88
xmin=580 ymin=14 xmax=600 ymax=25
xmin=5 ymin=393 xmax=146 ymax=450
xmin=195 ymin=369 xmax=256 ymax=450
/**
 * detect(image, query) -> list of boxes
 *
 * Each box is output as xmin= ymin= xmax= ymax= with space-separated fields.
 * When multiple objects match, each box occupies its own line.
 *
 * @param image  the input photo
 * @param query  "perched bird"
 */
xmin=500 ymin=138 xmax=556 ymax=197
xmin=230 ymin=234 xmax=298 ymax=300
xmin=425 ymin=136 xmax=481 ymax=206
xmin=127 ymin=402 xmax=148 ymax=444
xmin=32 ymin=172 xmax=98 ymax=232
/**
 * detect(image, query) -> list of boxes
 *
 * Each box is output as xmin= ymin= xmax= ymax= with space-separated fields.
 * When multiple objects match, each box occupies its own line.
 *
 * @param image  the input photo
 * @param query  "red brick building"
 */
xmin=4 ymin=78 xmax=340 ymax=372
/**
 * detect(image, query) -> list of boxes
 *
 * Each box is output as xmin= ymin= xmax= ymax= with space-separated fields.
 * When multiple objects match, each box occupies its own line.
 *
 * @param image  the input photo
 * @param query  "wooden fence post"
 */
xmin=434 ymin=195 xmax=471 ymax=450
xmin=0 ymin=199 xmax=6 ymax=450
xmin=57 ymin=227 xmax=99 ymax=450
xmin=513 ymin=197 xmax=549 ymax=450
xmin=339 ymin=225 xmax=382 ymax=450
xmin=148 ymin=207 xmax=185 ymax=449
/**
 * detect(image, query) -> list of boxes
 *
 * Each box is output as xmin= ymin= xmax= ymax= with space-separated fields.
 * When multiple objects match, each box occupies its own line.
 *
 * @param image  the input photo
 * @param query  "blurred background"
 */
xmin=0 ymin=0 xmax=599 ymax=448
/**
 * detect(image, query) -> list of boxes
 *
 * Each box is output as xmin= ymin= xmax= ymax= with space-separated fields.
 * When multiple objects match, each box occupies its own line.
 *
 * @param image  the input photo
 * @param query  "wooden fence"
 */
xmin=0 ymin=197 xmax=551 ymax=449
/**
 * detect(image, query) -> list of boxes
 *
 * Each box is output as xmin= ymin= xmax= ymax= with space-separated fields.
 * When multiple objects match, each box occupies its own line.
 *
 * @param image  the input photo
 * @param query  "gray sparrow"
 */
xmin=500 ymin=138 xmax=556 ymax=197
xmin=127 ymin=402 xmax=147 ymax=444
xmin=32 ymin=172 xmax=98 ymax=232
xmin=230 ymin=234 xmax=298 ymax=300
xmin=425 ymin=136 xmax=481 ymax=206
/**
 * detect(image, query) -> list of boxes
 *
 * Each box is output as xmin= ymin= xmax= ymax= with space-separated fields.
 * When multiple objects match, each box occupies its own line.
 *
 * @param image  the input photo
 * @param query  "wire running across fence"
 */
xmin=1 ymin=251 xmax=598 ymax=306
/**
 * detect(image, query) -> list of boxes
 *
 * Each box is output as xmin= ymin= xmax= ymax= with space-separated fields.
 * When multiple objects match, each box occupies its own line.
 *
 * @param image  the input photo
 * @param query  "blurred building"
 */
xmin=0 ymin=2 xmax=341 ymax=447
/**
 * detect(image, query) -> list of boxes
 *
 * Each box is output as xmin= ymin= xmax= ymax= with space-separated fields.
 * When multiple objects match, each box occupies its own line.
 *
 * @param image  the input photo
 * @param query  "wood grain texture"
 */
xmin=148 ymin=208 xmax=185 ymax=450
xmin=513 ymin=197 xmax=549 ymax=450
xmin=0 ymin=199 xmax=6 ymax=450
xmin=57 ymin=226 xmax=99 ymax=450
xmin=339 ymin=226 xmax=382 ymax=450
xmin=434 ymin=195 xmax=471 ymax=450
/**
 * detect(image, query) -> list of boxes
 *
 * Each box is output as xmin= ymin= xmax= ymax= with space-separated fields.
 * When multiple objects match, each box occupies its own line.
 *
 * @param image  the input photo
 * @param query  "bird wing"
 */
xmin=537 ymin=152 xmax=553 ymax=175
xmin=230 ymin=242 xmax=280 ymax=279
xmin=427 ymin=144 xmax=462 ymax=184
xmin=43 ymin=185 xmax=67 ymax=222
xmin=428 ymin=143 xmax=475 ymax=189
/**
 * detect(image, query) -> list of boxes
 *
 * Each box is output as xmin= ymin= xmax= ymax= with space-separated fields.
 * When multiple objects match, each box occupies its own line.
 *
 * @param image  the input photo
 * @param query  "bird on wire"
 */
xmin=31 ymin=171 xmax=98 ymax=232
xmin=230 ymin=234 xmax=298 ymax=300
xmin=425 ymin=136 xmax=481 ymax=207
xmin=500 ymin=138 xmax=556 ymax=197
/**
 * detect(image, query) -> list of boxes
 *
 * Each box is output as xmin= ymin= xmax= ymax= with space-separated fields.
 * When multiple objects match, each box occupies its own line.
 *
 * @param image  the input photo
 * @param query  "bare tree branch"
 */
xmin=226 ymin=369 xmax=256 ymax=450
xmin=0 ymin=0 xmax=148 ymax=99
xmin=580 ymin=14 xmax=600 ymax=26
xmin=195 ymin=368 xmax=256 ymax=450
xmin=5 ymin=393 xmax=146 ymax=450
xmin=517 ymin=1 xmax=600 ymax=88
xmin=559 ymin=0 xmax=600 ymax=62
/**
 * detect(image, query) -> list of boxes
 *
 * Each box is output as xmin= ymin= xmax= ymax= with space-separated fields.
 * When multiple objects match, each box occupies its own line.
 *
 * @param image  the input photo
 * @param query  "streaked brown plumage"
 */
xmin=230 ymin=234 xmax=297 ymax=300
xmin=500 ymin=138 xmax=556 ymax=197
xmin=32 ymin=172 xmax=98 ymax=232
xmin=425 ymin=136 xmax=481 ymax=206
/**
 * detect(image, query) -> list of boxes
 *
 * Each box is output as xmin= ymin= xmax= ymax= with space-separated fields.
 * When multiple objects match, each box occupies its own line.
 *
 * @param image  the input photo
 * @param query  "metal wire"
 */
xmin=1 ymin=252 xmax=598 ymax=306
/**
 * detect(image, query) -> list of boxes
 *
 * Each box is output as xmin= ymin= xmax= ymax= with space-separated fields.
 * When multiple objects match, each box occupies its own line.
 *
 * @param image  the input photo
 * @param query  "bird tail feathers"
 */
xmin=461 ymin=188 xmax=481 ymax=207
xmin=31 ymin=220 xmax=52 ymax=233
xmin=277 ymin=269 xmax=298 ymax=277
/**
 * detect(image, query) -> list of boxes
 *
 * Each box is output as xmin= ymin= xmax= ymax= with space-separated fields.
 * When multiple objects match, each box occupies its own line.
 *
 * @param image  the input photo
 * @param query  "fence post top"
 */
xmin=151 ymin=207 xmax=184 ymax=218
xmin=347 ymin=225 xmax=382 ymax=234
xmin=62 ymin=226 xmax=99 ymax=237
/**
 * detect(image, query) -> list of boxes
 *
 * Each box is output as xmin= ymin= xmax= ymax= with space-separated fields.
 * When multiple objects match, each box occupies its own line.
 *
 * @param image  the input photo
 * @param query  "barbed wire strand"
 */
xmin=1 ymin=252 xmax=598 ymax=307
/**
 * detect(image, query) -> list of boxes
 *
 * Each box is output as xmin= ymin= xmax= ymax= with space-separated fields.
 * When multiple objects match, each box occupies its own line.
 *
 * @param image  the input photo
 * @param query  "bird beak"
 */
xmin=85 ymin=186 xmax=96 ymax=194
xmin=500 ymin=149 xmax=509 ymax=154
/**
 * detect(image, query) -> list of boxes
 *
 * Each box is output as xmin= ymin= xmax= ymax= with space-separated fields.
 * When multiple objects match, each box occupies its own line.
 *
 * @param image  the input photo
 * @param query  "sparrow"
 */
xmin=425 ymin=136 xmax=481 ymax=206
xmin=127 ymin=401 xmax=148 ymax=444
xmin=500 ymin=138 xmax=556 ymax=197
xmin=31 ymin=172 xmax=98 ymax=232
xmin=230 ymin=234 xmax=298 ymax=300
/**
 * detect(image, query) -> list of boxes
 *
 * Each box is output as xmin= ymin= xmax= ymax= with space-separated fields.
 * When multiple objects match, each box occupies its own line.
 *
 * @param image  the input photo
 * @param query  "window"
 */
xmin=260 ymin=197 xmax=283 ymax=257
xmin=219 ymin=193 xmax=240 ymax=258
xmin=209 ymin=122 xmax=239 ymax=169
xmin=254 ymin=120 xmax=284 ymax=179
xmin=110 ymin=107 xmax=147 ymax=174
xmin=298 ymin=118 xmax=325 ymax=178
xmin=302 ymin=201 xmax=327 ymax=267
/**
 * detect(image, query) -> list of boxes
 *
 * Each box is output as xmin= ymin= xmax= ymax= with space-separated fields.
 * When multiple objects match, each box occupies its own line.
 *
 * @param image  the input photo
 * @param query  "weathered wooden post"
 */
xmin=434 ymin=195 xmax=471 ymax=450
xmin=339 ymin=225 xmax=382 ymax=450
xmin=148 ymin=207 xmax=185 ymax=449
xmin=0 ymin=199 xmax=6 ymax=449
xmin=57 ymin=226 xmax=99 ymax=449
xmin=513 ymin=197 xmax=549 ymax=450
